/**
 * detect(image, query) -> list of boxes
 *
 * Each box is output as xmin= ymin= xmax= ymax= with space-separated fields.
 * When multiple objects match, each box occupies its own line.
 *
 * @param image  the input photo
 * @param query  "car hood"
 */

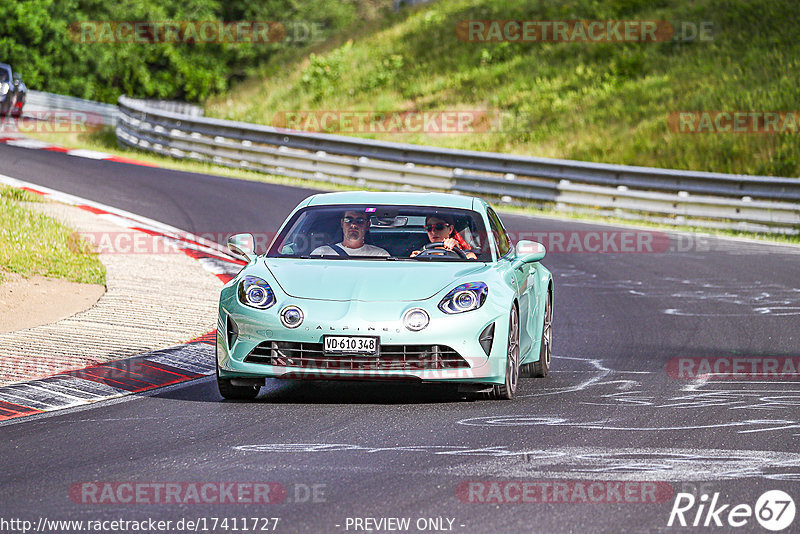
xmin=265 ymin=259 xmax=489 ymax=302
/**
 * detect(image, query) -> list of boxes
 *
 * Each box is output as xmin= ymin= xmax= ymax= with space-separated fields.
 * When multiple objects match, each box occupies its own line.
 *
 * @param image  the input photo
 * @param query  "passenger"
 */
xmin=410 ymin=215 xmax=477 ymax=259
xmin=310 ymin=210 xmax=390 ymax=257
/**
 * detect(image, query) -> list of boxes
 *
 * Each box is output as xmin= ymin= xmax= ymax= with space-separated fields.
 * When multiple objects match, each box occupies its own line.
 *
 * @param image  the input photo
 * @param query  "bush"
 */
xmin=0 ymin=0 xmax=370 ymax=102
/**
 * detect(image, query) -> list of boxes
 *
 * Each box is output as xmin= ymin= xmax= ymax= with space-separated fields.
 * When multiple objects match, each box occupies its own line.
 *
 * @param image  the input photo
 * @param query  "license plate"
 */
xmin=323 ymin=335 xmax=379 ymax=355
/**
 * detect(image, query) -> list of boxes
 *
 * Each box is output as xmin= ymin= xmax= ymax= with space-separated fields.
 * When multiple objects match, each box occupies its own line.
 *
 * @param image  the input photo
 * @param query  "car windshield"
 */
xmin=0 ymin=70 xmax=8 ymax=83
xmin=266 ymin=205 xmax=492 ymax=261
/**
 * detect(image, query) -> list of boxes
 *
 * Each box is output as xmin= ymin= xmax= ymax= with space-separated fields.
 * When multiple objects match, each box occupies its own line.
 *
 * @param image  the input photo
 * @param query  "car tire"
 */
xmin=216 ymin=358 xmax=260 ymax=400
xmin=531 ymin=291 xmax=552 ymax=378
xmin=491 ymin=306 xmax=519 ymax=400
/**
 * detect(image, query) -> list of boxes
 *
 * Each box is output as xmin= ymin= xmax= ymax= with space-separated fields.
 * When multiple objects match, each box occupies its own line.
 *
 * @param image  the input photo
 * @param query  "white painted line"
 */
xmin=0 ymin=375 xmax=216 ymax=428
xmin=0 ymin=343 xmax=218 ymax=424
xmin=146 ymin=357 xmax=214 ymax=375
xmin=50 ymin=376 xmax=128 ymax=396
xmin=0 ymin=390 xmax=62 ymax=410
xmin=5 ymin=138 xmax=52 ymax=149
xmin=23 ymin=383 xmax=91 ymax=404
xmin=66 ymin=149 xmax=113 ymax=159
xmin=145 ymin=344 xmax=215 ymax=375
xmin=198 ymin=257 xmax=242 ymax=276
xmin=37 ymin=376 xmax=120 ymax=399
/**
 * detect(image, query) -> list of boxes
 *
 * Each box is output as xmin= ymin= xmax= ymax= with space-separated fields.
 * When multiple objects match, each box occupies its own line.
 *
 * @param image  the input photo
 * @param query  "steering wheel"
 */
xmin=415 ymin=241 xmax=467 ymax=259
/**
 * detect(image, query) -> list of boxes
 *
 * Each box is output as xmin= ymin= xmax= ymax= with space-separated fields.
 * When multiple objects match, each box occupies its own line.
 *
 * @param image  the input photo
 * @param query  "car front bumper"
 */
xmin=217 ymin=292 xmax=511 ymax=385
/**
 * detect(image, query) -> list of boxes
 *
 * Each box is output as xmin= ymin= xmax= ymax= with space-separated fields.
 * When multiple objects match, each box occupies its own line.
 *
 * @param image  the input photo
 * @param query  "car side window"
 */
xmin=486 ymin=207 xmax=511 ymax=258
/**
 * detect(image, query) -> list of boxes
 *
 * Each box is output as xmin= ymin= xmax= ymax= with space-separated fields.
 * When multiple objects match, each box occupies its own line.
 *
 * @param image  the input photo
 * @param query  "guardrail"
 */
xmin=115 ymin=94 xmax=800 ymax=234
xmin=25 ymin=90 xmax=119 ymax=126
xmin=23 ymin=92 xmax=204 ymax=127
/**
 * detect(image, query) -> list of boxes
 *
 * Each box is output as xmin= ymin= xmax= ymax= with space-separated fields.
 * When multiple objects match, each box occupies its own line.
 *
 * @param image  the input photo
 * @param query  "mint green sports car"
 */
xmin=216 ymin=191 xmax=553 ymax=400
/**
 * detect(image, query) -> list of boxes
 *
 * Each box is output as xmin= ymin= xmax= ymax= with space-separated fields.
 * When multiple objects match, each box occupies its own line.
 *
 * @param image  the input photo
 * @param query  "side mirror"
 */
xmin=514 ymin=240 xmax=546 ymax=263
xmin=227 ymin=233 xmax=255 ymax=261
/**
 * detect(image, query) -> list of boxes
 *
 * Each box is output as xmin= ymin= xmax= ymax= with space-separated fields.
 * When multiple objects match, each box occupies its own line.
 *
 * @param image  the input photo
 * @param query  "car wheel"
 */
xmin=491 ymin=306 xmax=519 ymax=400
xmin=216 ymin=358 xmax=260 ymax=400
xmin=531 ymin=291 xmax=552 ymax=377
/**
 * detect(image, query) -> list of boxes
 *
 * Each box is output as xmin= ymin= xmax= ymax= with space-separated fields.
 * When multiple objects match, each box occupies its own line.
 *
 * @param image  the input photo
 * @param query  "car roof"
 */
xmin=304 ymin=191 xmax=477 ymax=210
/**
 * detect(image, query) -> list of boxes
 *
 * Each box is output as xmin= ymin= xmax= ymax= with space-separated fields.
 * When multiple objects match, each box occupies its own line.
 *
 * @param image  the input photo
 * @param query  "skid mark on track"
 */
xmin=457 ymin=415 xmax=800 ymax=434
xmin=559 ymin=273 xmax=800 ymax=316
xmin=233 ymin=442 xmax=800 ymax=481
xmin=526 ymin=352 xmax=800 ymax=414
xmin=513 ymin=354 xmax=800 ymax=444
xmin=518 ymin=356 xmax=611 ymax=397
xmin=230 ymin=354 xmax=800 ymax=482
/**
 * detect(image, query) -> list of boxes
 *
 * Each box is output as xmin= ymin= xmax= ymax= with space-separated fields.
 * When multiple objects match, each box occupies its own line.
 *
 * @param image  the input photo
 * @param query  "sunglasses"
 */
xmin=425 ymin=222 xmax=450 ymax=232
xmin=343 ymin=216 xmax=368 ymax=225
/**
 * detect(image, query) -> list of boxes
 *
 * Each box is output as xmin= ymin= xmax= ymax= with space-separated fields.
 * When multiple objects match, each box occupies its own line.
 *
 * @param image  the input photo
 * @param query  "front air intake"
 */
xmin=226 ymin=315 xmax=239 ymax=349
xmin=478 ymin=322 xmax=495 ymax=356
xmin=244 ymin=342 xmax=469 ymax=370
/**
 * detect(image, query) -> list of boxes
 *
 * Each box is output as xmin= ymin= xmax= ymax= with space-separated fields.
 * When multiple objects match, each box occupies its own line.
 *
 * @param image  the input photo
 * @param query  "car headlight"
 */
xmin=238 ymin=275 xmax=276 ymax=309
xmin=0 ymin=83 xmax=8 ymax=96
xmin=438 ymin=282 xmax=488 ymax=314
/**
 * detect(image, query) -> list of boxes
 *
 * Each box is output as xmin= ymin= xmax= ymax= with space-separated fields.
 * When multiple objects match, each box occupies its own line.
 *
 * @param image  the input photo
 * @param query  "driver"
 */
xmin=310 ymin=210 xmax=390 ymax=257
xmin=410 ymin=215 xmax=477 ymax=259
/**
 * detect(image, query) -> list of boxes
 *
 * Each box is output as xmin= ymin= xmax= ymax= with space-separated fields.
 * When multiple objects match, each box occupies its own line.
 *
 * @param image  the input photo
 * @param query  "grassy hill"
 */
xmin=206 ymin=0 xmax=800 ymax=177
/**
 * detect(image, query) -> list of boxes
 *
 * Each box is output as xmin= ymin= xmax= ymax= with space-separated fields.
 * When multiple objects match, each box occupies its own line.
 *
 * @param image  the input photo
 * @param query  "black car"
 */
xmin=0 ymin=63 xmax=26 ymax=118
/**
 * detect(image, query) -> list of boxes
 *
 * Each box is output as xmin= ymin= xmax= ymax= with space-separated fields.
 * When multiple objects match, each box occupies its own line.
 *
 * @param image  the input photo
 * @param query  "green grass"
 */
xmin=205 ymin=0 xmax=800 ymax=178
xmin=0 ymin=187 xmax=106 ymax=285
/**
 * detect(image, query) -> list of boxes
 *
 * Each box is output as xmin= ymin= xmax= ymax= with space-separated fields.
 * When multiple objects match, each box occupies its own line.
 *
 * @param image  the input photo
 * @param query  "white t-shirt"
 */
xmin=310 ymin=242 xmax=390 ymax=257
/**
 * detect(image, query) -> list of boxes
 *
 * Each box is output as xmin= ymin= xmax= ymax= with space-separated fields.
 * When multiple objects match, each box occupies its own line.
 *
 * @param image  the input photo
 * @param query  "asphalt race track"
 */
xmin=1 ymin=143 xmax=800 ymax=533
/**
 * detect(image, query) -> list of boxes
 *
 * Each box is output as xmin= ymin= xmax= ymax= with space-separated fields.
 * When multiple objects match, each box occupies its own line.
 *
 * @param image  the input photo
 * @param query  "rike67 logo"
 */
xmin=668 ymin=490 xmax=795 ymax=531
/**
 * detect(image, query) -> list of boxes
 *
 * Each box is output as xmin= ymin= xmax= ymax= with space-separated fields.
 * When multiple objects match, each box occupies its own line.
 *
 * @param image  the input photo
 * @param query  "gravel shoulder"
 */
xmin=0 ymin=271 xmax=105 ymax=334
xmin=0 ymin=200 xmax=222 ymax=386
